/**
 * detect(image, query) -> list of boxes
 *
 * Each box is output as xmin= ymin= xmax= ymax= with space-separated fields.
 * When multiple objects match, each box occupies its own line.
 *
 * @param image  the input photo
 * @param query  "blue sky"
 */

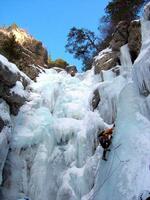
xmin=0 ymin=0 xmax=109 ymax=71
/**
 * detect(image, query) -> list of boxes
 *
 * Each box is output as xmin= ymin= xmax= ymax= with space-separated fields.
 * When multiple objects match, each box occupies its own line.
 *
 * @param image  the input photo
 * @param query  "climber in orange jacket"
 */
xmin=98 ymin=124 xmax=115 ymax=161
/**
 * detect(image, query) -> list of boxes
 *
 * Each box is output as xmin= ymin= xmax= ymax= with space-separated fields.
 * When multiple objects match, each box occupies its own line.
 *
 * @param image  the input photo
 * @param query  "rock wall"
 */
xmin=0 ymin=55 xmax=30 ymax=115
xmin=0 ymin=54 xmax=30 ymax=188
xmin=0 ymin=25 xmax=48 ymax=80
xmin=94 ymin=20 xmax=142 ymax=74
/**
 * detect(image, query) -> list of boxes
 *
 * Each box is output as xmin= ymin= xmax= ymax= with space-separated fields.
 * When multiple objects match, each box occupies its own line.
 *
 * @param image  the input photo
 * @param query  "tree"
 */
xmin=54 ymin=59 xmax=68 ymax=69
xmin=48 ymin=57 xmax=69 ymax=69
xmin=1 ymin=33 xmax=21 ymax=62
xmin=7 ymin=23 xmax=18 ymax=31
xmin=65 ymin=27 xmax=100 ymax=71
xmin=98 ymin=0 xmax=148 ymax=48
xmin=66 ymin=0 xmax=148 ymax=71
xmin=98 ymin=16 xmax=114 ymax=50
xmin=105 ymin=0 xmax=148 ymax=23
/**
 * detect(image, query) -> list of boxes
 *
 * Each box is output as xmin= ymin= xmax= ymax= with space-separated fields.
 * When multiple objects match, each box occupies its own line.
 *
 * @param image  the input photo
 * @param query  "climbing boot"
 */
xmin=102 ymin=157 xmax=107 ymax=161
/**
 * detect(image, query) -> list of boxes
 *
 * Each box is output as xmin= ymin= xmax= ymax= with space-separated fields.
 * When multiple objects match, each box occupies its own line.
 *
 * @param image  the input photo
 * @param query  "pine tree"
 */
xmin=1 ymin=33 xmax=21 ymax=62
xmin=105 ymin=0 xmax=148 ymax=23
xmin=65 ymin=27 xmax=100 ymax=70
xmin=98 ymin=0 xmax=148 ymax=49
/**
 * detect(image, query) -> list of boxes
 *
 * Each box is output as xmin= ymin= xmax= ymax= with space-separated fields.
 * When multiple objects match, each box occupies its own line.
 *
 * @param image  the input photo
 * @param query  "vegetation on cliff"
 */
xmin=66 ymin=0 xmax=148 ymax=71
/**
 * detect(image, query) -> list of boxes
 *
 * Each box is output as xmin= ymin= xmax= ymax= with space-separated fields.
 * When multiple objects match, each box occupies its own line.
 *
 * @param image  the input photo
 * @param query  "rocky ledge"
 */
xmin=94 ymin=19 xmax=141 ymax=74
xmin=0 ymin=24 xmax=48 ymax=80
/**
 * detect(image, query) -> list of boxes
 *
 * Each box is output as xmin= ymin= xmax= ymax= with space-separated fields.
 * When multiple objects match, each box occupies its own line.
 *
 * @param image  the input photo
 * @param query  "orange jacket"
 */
xmin=104 ymin=128 xmax=113 ymax=135
xmin=99 ymin=128 xmax=113 ymax=141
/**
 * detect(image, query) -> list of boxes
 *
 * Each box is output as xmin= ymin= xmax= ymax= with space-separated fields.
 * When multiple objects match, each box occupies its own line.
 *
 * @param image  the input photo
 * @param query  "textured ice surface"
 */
xmin=10 ymin=81 xmax=28 ymax=98
xmin=0 ymin=100 xmax=11 ymax=185
xmin=133 ymin=19 xmax=150 ymax=95
xmin=1 ymin=5 xmax=150 ymax=199
xmin=0 ymin=68 xmax=109 ymax=200
xmin=90 ymin=83 xmax=150 ymax=200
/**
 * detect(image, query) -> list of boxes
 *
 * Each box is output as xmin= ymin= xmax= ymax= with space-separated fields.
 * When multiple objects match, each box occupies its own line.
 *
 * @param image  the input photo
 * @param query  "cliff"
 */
xmin=94 ymin=19 xmax=141 ymax=75
xmin=0 ymin=24 xmax=48 ymax=80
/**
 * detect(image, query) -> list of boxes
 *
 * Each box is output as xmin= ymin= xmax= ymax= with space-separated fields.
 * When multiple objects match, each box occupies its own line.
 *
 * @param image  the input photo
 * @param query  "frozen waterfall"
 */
xmin=1 ymin=4 xmax=150 ymax=200
xmin=1 ymin=38 xmax=150 ymax=200
xmin=87 ymin=9 xmax=150 ymax=200
xmin=0 ymin=69 xmax=110 ymax=200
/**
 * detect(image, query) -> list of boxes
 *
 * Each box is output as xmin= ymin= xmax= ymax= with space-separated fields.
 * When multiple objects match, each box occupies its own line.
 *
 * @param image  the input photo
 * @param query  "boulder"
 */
xmin=0 ymin=83 xmax=26 ymax=115
xmin=91 ymin=89 xmax=100 ymax=110
xmin=94 ymin=49 xmax=120 ymax=74
xmin=66 ymin=65 xmax=77 ymax=76
xmin=0 ymin=56 xmax=29 ymax=115
xmin=0 ymin=55 xmax=30 ymax=88
xmin=0 ymin=60 xmax=19 ymax=87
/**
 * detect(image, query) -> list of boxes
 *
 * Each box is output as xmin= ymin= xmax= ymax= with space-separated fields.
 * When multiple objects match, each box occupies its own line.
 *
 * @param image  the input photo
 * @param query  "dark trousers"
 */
xmin=100 ymin=140 xmax=111 ymax=160
xmin=102 ymin=148 xmax=110 ymax=160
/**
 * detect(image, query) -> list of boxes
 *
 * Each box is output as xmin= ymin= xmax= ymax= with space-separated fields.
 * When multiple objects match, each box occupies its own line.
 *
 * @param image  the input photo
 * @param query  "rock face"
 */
xmin=0 ymin=55 xmax=29 ymax=115
xmin=66 ymin=65 xmax=77 ymax=76
xmin=0 ymin=24 xmax=48 ymax=80
xmin=0 ymin=54 xmax=30 ymax=189
xmin=0 ymin=117 xmax=5 ymax=132
xmin=91 ymin=89 xmax=100 ymax=111
xmin=94 ymin=49 xmax=120 ymax=74
xmin=128 ymin=20 xmax=141 ymax=62
xmin=0 ymin=55 xmax=29 ymax=187
xmin=110 ymin=21 xmax=129 ymax=51
xmin=94 ymin=20 xmax=142 ymax=74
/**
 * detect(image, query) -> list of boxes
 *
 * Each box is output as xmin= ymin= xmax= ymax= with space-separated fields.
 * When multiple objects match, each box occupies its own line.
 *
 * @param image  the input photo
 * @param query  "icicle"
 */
xmin=120 ymin=44 xmax=133 ymax=78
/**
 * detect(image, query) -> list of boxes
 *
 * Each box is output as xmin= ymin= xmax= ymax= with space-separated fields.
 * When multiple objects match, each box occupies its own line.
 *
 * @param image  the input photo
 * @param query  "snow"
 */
xmin=95 ymin=48 xmax=112 ymax=61
xmin=101 ymin=69 xmax=115 ymax=81
xmin=10 ymin=81 xmax=28 ymax=98
xmin=0 ymin=54 xmax=19 ymax=74
xmin=0 ymin=54 xmax=31 ymax=82
xmin=0 ymin=99 xmax=10 ymax=122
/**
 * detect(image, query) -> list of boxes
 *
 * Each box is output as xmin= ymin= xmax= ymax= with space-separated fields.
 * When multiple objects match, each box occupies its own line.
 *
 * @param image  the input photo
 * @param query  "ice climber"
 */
xmin=98 ymin=125 xmax=115 ymax=161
